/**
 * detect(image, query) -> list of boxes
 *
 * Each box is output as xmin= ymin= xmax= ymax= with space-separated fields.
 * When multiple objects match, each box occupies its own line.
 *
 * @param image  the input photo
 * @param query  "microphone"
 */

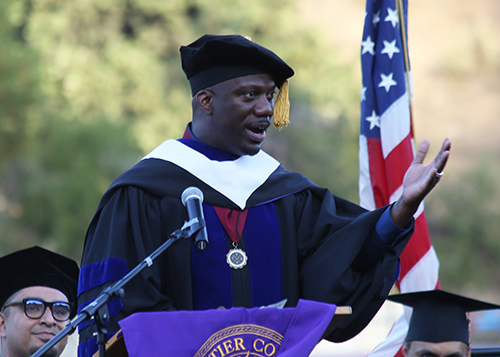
xmin=181 ymin=187 xmax=209 ymax=251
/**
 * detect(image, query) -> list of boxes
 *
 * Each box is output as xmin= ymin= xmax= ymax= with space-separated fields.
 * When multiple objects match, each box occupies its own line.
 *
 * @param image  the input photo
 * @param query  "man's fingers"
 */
xmin=436 ymin=151 xmax=450 ymax=173
xmin=435 ymin=138 xmax=451 ymax=173
xmin=413 ymin=139 xmax=431 ymax=165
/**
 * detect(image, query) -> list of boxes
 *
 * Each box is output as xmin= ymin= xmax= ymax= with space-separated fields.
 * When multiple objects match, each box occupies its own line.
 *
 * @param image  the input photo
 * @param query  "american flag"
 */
xmin=358 ymin=0 xmax=441 ymax=356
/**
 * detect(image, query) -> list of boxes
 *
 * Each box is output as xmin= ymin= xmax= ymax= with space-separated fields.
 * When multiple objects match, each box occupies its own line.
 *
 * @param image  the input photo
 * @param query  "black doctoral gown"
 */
xmin=77 ymin=139 xmax=412 ymax=357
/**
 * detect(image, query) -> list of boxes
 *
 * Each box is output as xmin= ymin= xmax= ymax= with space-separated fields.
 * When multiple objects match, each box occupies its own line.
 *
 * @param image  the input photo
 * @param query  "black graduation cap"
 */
xmin=180 ymin=34 xmax=294 ymax=95
xmin=0 ymin=246 xmax=79 ymax=318
xmin=180 ymin=34 xmax=294 ymax=128
xmin=388 ymin=290 xmax=500 ymax=345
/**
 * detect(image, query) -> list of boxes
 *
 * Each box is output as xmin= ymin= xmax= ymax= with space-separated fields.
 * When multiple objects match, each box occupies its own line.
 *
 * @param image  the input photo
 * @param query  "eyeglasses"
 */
xmin=2 ymin=299 xmax=74 ymax=322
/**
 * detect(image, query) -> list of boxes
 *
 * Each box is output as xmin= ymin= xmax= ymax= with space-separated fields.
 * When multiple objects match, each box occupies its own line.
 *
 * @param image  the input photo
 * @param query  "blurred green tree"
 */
xmin=1 ymin=0 xmax=499 ymax=295
xmin=0 ymin=0 xmax=40 ymax=167
xmin=1 ymin=0 xmax=360 ymax=261
xmin=426 ymin=154 xmax=500 ymax=291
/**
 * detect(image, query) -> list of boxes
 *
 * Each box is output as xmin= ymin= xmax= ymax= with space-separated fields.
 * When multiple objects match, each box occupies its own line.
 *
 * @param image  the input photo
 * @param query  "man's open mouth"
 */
xmin=249 ymin=126 xmax=266 ymax=135
xmin=247 ymin=122 xmax=270 ymax=136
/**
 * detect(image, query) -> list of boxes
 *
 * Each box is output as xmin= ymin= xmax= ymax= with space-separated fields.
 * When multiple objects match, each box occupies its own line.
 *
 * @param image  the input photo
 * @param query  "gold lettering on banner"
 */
xmin=194 ymin=324 xmax=282 ymax=357
xmin=264 ymin=343 xmax=276 ymax=356
xmin=253 ymin=339 xmax=276 ymax=356
xmin=223 ymin=340 xmax=235 ymax=354
xmin=216 ymin=344 xmax=225 ymax=356
xmin=253 ymin=339 xmax=264 ymax=352
xmin=234 ymin=338 xmax=245 ymax=351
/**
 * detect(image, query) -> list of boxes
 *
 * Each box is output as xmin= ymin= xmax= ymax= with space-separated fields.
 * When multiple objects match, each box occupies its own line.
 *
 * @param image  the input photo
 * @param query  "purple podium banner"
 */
xmin=118 ymin=299 xmax=337 ymax=357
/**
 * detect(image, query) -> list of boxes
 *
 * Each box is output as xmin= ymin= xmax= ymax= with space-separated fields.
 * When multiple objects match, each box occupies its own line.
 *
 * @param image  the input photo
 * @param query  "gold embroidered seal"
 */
xmin=193 ymin=324 xmax=283 ymax=357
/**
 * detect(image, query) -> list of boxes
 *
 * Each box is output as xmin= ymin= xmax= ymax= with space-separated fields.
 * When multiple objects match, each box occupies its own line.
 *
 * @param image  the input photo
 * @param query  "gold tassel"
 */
xmin=273 ymin=79 xmax=290 ymax=129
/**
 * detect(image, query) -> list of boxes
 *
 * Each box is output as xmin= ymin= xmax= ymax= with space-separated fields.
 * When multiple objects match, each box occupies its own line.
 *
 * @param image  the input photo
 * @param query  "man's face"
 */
xmin=0 ymin=286 xmax=69 ymax=357
xmin=195 ymin=73 xmax=276 ymax=156
xmin=403 ymin=341 xmax=471 ymax=357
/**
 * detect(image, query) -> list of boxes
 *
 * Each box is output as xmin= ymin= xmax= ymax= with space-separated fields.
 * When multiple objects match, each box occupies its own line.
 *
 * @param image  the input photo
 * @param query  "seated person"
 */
xmin=388 ymin=289 xmax=500 ymax=357
xmin=0 ymin=246 xmax=79 ymax=357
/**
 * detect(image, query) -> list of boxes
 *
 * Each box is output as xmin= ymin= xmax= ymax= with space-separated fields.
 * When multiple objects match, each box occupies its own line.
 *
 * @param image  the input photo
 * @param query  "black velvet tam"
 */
xmin=180 ymin=34 xmax=294 ymax=95
xmin=0 ymin=246 xmax=79 ymax=317
xmin=388 ymin=289 xmax=500 ymax=344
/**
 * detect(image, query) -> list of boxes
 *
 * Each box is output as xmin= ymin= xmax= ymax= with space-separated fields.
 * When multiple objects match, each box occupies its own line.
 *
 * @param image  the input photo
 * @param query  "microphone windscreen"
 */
xmin=181 ymin=187 xmax=204 ymax=206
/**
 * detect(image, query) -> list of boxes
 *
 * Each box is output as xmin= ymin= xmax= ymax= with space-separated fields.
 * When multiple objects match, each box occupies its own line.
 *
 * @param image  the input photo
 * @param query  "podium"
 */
xmin=93 ymin=301 xmax=351 ymax=357
xmin=93 ymin=331 xmax=127 ymax=357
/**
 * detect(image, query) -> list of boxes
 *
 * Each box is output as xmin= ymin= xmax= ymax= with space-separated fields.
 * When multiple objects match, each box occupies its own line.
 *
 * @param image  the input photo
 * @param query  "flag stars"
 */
xmin=366 ymin=110 xmax=380 ymax=130
xmin=378 ymin=73 xmax=397 ymax=92
xmin=361 ymin=36 xmax=375 ymax=55
xmin=361 ymin=86 xmax=367 ymax=102
xmin=373 ymin=11 xmax=381 ymax=26
xmin=385 ymin=8 xmax=399 ymax=27
xmin=381 ymin=40 xmax=400 ymax=59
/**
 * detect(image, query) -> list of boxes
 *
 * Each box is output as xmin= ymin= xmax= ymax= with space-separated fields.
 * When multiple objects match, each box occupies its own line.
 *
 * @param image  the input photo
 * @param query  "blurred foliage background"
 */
xmin=1 ymin=0 xmax=500 ymax=298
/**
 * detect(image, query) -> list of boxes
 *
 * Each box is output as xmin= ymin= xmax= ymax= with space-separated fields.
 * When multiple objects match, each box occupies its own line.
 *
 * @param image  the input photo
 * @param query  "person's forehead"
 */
xmin=216 ymin=73 xmax=276 ymax=91
xmin=410 ymin=340 xmax=469 ymax=356
xmin=9 ymin=286 xmax=68 ymax=302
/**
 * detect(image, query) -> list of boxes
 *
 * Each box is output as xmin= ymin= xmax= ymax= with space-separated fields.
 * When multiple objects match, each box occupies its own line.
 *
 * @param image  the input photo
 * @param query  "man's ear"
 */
xmin=0 ymin=312 xmax=7 ymax=338
xmin=195 ymin=90 xmax=214 ymax=115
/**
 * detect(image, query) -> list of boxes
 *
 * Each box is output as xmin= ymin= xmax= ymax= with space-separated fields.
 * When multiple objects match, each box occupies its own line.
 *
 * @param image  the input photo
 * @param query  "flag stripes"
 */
xmin=359 ymin=0 xmax=440 ymax=356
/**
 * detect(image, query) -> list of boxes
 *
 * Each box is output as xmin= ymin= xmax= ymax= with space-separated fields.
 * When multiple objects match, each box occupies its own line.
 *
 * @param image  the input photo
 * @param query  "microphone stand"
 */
xmin=31 ymin=217 xmax=205 ymax=357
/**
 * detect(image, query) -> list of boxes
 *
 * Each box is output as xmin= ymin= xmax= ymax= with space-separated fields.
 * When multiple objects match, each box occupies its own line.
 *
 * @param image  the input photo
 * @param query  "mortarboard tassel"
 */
xmin=273 ymin=79 xmax=290 ymax=129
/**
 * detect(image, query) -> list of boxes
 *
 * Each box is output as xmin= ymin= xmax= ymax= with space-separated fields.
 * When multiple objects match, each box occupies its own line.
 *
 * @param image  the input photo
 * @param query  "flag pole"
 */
xmin=394 ymin=0 xmax=414 ymax=296
xmin=395 ymin=0 xmax=414 ymax=127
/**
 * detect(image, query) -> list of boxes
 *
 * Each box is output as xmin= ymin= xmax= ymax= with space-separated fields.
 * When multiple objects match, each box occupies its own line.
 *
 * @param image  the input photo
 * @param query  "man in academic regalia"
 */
xmin=77 ymin=34 xmax=451 ymax=356
xmin=388 ymin=290 xmax=500 ymax=357
xmin=0 ymin=246 xmax=79 ymax=357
